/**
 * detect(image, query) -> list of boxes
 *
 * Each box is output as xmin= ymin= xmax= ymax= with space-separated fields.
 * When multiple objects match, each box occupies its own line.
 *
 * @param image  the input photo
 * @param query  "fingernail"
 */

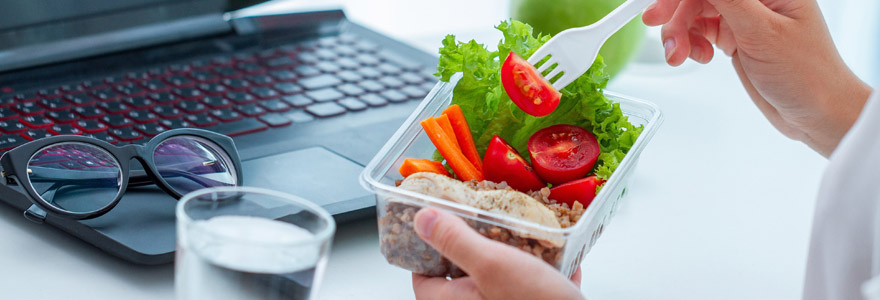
xmin=664 ymin=39 xmax=676 ymax=61
xmin=646 ymin=1 xmax=658 ymax=11
xmin=414 ymin=209 xmax=439 ymax=239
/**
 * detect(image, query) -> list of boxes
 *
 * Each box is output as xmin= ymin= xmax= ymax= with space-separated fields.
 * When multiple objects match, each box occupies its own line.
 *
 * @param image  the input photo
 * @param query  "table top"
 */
xmin=3 ymin=0 xmax=863 ymax=299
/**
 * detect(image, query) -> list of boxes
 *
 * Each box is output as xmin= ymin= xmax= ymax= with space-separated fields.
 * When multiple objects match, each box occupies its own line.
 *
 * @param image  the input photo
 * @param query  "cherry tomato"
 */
xmin=483 ymin=135 xmax=546 ymax=192
xmin=549 ymin=175 xmax=605 ymax=208
xmin=528 ymin=124 xmax=600 ymax=185
xmin=500 ymin=51 xmax=561 ymax=117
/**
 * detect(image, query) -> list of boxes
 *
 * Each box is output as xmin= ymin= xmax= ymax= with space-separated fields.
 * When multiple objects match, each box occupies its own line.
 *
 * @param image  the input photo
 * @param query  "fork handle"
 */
xmin=590 ymin=0 xmax=656 ymax=39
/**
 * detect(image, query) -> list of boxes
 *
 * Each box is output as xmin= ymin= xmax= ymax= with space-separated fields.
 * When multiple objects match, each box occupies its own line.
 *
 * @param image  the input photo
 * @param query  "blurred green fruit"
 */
xmin=511 ymin=0 xmax=646 ymax=78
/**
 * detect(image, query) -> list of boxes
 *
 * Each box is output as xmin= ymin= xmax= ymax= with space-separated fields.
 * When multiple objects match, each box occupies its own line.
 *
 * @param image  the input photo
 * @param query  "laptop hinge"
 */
xmin=0 ymin=14 xmax=231 ymax=73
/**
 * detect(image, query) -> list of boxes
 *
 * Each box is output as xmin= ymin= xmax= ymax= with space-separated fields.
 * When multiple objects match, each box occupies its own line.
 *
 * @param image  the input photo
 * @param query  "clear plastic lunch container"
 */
xmin=359 ymin=74 xmax=663 ymax=278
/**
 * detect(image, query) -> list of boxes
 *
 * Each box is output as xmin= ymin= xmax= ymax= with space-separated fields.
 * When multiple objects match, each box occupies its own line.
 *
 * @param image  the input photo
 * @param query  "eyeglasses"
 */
xmin=0 ymin=128 xmax=242 ymax=222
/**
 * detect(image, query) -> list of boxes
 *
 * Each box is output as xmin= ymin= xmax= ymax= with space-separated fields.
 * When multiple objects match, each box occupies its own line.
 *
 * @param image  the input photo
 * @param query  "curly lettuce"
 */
xmin=435 ymin=20 xmax=643 ymax=181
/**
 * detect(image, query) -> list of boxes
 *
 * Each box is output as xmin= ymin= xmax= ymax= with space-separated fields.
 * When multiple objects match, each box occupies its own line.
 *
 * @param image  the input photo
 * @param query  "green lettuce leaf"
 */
xmin=436 ymin=20 xmax=643 ymax=181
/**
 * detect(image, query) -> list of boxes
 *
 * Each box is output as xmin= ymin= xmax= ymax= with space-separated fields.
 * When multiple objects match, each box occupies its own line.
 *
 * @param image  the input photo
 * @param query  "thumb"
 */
xmin=705 ymin=0 xmax=777 ymax=34
xmin=413 ymin=208 xmax=505 ymax=278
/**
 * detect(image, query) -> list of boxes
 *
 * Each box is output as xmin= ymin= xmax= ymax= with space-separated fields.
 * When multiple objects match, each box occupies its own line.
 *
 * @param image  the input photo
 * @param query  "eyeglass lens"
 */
xmin=153 ymin=136 xmax=237 ymax=196
xmin=26 ymin=143 xmax=123 ymax=214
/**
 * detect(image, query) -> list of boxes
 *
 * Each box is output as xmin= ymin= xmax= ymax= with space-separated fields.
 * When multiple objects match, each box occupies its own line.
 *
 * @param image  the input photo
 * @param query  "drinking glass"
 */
xmin=175 ymin=186 xmax=335 ymax=300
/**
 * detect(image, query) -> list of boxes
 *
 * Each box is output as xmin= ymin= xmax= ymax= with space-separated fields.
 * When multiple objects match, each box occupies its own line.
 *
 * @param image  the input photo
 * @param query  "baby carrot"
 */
xmin=420 ymin=117 xmax=483 ymax=181
xmin=398 ymin=158 xmax=450 ymax=178
xmin=442 ymin=105 xmax=483 ymax=172
xmin=435 ymin=114 xmax=460 ymax=150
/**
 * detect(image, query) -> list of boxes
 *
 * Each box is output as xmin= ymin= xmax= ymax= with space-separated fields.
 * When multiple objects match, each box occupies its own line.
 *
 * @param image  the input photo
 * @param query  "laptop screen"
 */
xmin=0 ymin=0 xmax=266 ymax=51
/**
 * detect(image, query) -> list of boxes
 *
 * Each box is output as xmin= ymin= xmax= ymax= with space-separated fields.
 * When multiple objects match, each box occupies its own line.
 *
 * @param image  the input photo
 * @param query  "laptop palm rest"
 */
xmin=241 ymin=147 xmax=372 ymax=214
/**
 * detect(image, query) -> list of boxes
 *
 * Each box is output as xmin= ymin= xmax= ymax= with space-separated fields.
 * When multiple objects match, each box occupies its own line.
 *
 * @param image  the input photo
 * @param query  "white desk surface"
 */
xmin=1 ymin=0 xmax=851 ymax=299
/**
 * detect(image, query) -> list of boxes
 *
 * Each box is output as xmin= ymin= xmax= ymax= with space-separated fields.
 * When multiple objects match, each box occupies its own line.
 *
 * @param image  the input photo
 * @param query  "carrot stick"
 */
xmin=398 ymin=158 xmax=450 ymax=178
xmin=420 ymin=117 xmax=483 ymax=181
xmin=442 ymin=105 xmax=483 ymax=172
xmin=435 ymin=114 xmax=460 ymax=150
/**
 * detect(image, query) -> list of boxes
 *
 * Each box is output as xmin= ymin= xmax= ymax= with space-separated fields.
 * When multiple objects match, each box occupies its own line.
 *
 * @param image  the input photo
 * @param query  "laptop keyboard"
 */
xmin=0 ymin=33 xmax=437 ymax=154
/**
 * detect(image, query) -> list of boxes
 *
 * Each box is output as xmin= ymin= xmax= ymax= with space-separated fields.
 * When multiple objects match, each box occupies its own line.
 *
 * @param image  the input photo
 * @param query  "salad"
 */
xmin=400 ymin=20 xmax=643 ymax=209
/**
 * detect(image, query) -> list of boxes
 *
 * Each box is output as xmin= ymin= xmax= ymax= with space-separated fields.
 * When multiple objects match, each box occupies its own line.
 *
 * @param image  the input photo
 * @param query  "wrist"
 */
xmin=808 ymin=72 xmax=872 ymax=157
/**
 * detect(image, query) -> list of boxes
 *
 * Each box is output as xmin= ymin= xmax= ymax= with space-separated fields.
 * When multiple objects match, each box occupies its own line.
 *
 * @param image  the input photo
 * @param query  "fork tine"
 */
xmin=545 ymin=68 xmax=564 ymax=83
xmin=551 ymin=72 xmax=578 ymax=91
xmin=527 ymin=47 xmax=551 ymax=65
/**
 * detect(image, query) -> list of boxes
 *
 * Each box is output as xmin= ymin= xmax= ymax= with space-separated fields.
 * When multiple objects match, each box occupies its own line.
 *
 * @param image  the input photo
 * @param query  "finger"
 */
xmin=412 ymin=208 xmax=509 ymax=277
xmin=687 ymin=29 xmax=714 ymax=64
xmin=705 ymin=0 xmax=776 ymax=34
xmin=412 ymin=273 xmax=483 ymax=300
xmin=642 ymin=0 xmax=682 ymax=26
xmin=660 ymin=0 xmax=703 ymax=65
xmin=570 ymin=267 xmax=582 ymax=287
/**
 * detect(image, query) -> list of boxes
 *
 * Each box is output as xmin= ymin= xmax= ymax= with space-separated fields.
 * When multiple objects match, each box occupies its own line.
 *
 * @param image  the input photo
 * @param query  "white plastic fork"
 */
xmin=528 ymin=0 xmax=656 ymax=90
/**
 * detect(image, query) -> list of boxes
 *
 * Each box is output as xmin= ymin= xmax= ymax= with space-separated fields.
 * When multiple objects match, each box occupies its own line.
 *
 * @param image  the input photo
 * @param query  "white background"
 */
xmin=0 ymin=0 xmax=878 ymax=299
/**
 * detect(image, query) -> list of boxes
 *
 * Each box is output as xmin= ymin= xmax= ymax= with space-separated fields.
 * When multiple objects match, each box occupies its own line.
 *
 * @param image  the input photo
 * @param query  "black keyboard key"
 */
xmin=233 ymin=52 xmax=257 ymax=62
xmin=335 ymin=57 xmax=360 ymax=69
xmin=213 ymin=66 xmax=240 ymax=77
xmin=15 ymin=91 xmax=39 ymax=102
xmin=159 ymin=118 xmax=192 ymax=129
xmin=47 ymin=111 xmax=78 ymax=123
xmin=245 ymin=74 xmax=274 ymax=86
xmin=359 ymin=94 xmax=388 ymax=107
xmin=314 ymin=49 xmax=337 ymax=60
xmin=354 ymin=54 xmax=381 ymax=65
xmin=0 ymin=108 xmax=18 ymax=120
xmin=399 ymin=72 xmax=425 ymax=84
xmin=282 ymin=95 xmax=313 ymax=108
xmin=315 ymin=61 xmax=342 ymax=73
xmin=317 ymin=37 xmax=339 ymax=47
xmin=126 ymin=110 xmax=159 ymax=124
xmin=202 ymin=96 xmax=233 ymax=109
xmin=221 ymin=78 xmax=251 ymax=91
xmin=298 ymin=74 xmax=342 ymax=90
xmin=88 ymin=132 xmax=117 ymax=144
xmin=148 ymin=92 xmax=179 ymax=105
xmin=21 ymin=115 xmax=54 ymax=128
xmin=134 ymin=123 xmax=166 ymax=137
xmin=185 ymin=113 xmax=218 ymax=127
xmin=141 ymin=79 xmax=170 ymax=92
xmin=336 ymin=84 xmax=365 ymax=96
xmin=165 ymin=75 xmax=194 ymax=88
xmin=210 ymin=108 xmax=242 ymax=122
xmin=191 ymin=59 xmax=212 ymax=70
xmin=270 ymin=70 xmax=297 ymax=81
xmin=0 ymin=121 xmax=27 ymax=133
xmin=356 ymin=67 xmax=382 ymax=78
xmin=297 ymin=52 xmax=321 ymax=64
xmin=148 ymin=67 xmax=169 ymax=77
xmin=334 ymin=45 xmax=359 ymax=56
xmin=236 ymin=62 xmax=264 ymax=74
xmin=115 ymin=83 xmax=144 ymax=96
xmin=226 ymin=92 xmax=256 ymax=105
xmin=420 ymin=81 xmax=436 ymax=93
xmin=336 ymin=70 xmax=364 ymax=82
xmin=59 ymin=161 xmax=84 ymax=169
xmin=0 ymin=135 xmax=27 ymax=150
xmin=211 ymin=56 xmax=234 ymax=66
xmin=338 ymin=33 xmax=358 ymax=43
xmin=353 ymin=40 xmax=381 ymax=52
xmin=197 ymin=83 xmax=228 ymax=96
xmin=294 ymin=65 xmax=321 ymax=77
xmin=358 ymin=80 xmax=385 ymax=92
xmin=58 ymin=84 xmax=84 ymax=94
xmin=38 ymin=88 xmax=63 ymax=98
xmin=235 ymin=104 xmax=266 ymax=117
xmin=266 ymin=56 xmax=296 ymax=68
xmin=379 ymin=52 xmax=422 ymax=70
xmin=168 ymin=63 xmax=192 ymax=74
xmin=285 ymin=110 xmax=315 ymax=123
xmin=75 ymin=119 xmax=108 ymax=133
xmin=122 ymin=96 xmax=155 ymax=109
xmin=15 ymin=102 xmax=45 ymax=116
xmin=173 ymin=87 xmax=204 ymax=100
xmin=305 ymin=88 xmax=344 ymax=103
xmin=258 ymin=113 xmax=292 ymax=128
xmin=305 ymin=102 xmax=346 ymax=118
xmin=0 ymin=96 xmax=15 ymax=107
xmin=90 ymin=88 xmax=120 ymax=102
xmin=258 ymin=48 xmax=280 ymax=59
xmin=379 ymin=77 xmax=405 ymax=88
xmin=249 ymin=87 xmax=279 ymax=99
xmin=204 ymin=118 xmax=267 ymax=137
xmin=377 ymin=63 xmax=403 ymax=74
xmin=127 ymin=71 xmax=151 ymax=81
xmin=273 ymin=82 xmax=302 ymax=95
xmin=190 ymin=71 xmax=217 ymax=82
xmin=400 ymin=86 xmax=428 ymax=99
xmin=104 ymin=75 xmax=127 ymax=85
xmin=258 ymin=99 xmax=290 ymax=113
xmin=101 ymin=115 xmax=133 ymax=128
xmin=381 ymin=90 xmax=408 ymax=103
xmin=81 ymin=79 xmax=106 ymax=90
xmin=153 ymin=105 xmax=183 ymax=119
xmin=40 ymin=98 xmax=71 ymax=111
xmin=49 ymin=124 xmax=82 ymax=135
xmin=74 ymin=106 xmax=105 ymax=119
xmin=338 ymin=97 xmax=368 ymax=111
xmin=109 ymin=128 xmax=143 ymax=142
xmin=177 ymin=100 xmax=208 ymax=114
xmin=64 ymin=94 xmax=96 ymax=106
xmin=23 ymin=129 xmax=53 ymax=141
xmin=99 ymin=101 xmax=130 ymax=114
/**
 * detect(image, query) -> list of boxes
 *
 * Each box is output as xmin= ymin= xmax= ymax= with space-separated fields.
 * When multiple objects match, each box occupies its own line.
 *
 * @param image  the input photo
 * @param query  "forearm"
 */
xmin=807 ymin=72 xmax=873 ymax=157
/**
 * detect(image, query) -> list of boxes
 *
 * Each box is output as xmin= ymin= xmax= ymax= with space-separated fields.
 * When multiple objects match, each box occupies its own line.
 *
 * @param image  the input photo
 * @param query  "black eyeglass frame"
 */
xmin=0 ymin=128 xmax=242 ymax=220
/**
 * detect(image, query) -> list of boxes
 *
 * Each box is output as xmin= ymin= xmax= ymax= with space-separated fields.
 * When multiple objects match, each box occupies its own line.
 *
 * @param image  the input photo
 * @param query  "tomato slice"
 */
xmin=549 ymin=175 xmax=605 ymax=208
xmin=528 ymin=124 xmax=600 ymax=185
xmin=500 ymin=51 xmax=561 ymax=117
xmin=483 ymin=135 xmax=546 ymax=192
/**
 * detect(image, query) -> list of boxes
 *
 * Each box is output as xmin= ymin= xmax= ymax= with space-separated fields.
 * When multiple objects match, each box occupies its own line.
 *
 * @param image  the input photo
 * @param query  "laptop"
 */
xmin=0 ymin=0 xmax=439 ymax=264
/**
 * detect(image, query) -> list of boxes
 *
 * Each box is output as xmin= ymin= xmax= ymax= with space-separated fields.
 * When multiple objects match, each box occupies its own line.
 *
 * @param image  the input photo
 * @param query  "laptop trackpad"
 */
xmin=241 ymin=147 xmax=370 ymax=208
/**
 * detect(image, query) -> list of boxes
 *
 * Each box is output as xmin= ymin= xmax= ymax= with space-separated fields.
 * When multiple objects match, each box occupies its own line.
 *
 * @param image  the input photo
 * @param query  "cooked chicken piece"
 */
xmin=399 ymin=172 xmax=563 ymax=246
